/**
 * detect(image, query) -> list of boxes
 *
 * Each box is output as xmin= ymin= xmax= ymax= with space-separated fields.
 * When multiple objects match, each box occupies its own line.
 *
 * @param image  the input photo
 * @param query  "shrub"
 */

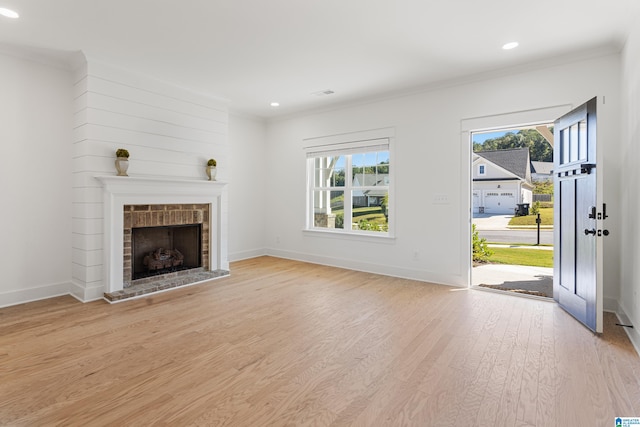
xmin=358 ymin=218 xmax=374 ymax=231
xmin=116 ymin=148 xmax=129 ymax=158
xmin=472 ymin=224 xmax=493 ymax=262
xmin=531 ymin=200 xmax=541 ymax=215
xmin=335 ymin=213 xmax=344 ymax=229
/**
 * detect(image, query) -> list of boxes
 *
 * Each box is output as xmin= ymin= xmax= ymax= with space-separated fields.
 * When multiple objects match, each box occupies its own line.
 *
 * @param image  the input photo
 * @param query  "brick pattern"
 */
xmin=104 ymin=268 xmax=229 ymax=302
xmin=123 ymin=204 xmax=210 ymax=288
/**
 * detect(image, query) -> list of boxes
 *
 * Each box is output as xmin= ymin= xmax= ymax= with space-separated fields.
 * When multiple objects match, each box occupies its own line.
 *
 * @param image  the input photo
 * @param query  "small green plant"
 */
xmin=531 ymin=200 xmax=541 ymax=216
xmin=207 ymin=159 xmax=217 ymax=167
xmin=357 ymin=219 xmax=374 ymax=231
xmin=116 ymin=148 xmax=129 ymax=158
xmin=472 ymin=224 xmax=493 ymax=262
xmin=335 ymin=213 xmax=344 ymax=229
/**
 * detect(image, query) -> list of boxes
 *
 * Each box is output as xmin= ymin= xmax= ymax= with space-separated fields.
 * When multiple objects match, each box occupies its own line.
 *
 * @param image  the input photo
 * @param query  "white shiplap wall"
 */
xmin=71 ymin=58 xmax=229 ymax=301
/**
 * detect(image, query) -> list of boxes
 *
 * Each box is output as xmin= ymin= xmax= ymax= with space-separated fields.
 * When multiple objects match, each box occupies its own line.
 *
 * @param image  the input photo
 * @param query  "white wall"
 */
xmin=228 ymin=113 xmax=267 ymax=261
xmin=0 ymin=52 xmax=73 ymax=307
xmin=265 ymin=53 xmax=622 ymax=299
xmin=71 ymin=58 xmax=229 ymax=301
xmin=620 ymin=22 xmax=640 ymax=347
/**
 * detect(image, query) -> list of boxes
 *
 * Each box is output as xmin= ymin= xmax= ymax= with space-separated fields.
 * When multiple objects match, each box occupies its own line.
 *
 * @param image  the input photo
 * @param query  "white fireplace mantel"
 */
xmin=96 ymin=175 xmax=229 ymax=293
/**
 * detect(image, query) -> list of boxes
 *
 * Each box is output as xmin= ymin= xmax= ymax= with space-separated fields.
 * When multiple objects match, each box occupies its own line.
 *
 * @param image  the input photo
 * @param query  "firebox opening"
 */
xmin=132 ymin=224 xmax=202 ymax=280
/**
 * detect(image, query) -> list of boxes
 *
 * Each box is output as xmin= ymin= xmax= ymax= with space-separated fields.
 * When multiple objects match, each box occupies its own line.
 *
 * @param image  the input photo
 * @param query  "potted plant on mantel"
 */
xmin=115 ymin=148 xmax=130 ymax=176
xmin=206 ymin=158 xmax=217 ymax=181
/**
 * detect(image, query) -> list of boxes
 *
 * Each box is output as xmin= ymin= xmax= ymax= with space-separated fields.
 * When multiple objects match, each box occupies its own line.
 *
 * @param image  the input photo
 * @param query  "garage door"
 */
xmin=484 ymin=191 xmax=515 ymax=214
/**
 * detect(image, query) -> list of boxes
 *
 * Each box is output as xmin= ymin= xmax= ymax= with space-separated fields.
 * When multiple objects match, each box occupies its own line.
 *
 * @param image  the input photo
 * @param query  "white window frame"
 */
xmin=303 ymin=128 xmax=394 ymax=238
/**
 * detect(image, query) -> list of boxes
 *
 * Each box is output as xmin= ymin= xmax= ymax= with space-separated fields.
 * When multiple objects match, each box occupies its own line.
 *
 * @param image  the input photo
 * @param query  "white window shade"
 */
xmin=306 ymin=138 xmax=389 ymax=158
xmin=303 ymin=127 xmax=394 ymax=158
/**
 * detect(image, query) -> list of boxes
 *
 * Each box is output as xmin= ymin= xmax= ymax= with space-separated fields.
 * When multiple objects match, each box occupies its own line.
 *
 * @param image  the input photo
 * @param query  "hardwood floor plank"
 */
xmin=534 ymin=301 xmax=557 ymax=427
xmin=516 ymin=301 xmax=544 ymax=426
xmin=1 ymin=257 xmax=640 ymax=426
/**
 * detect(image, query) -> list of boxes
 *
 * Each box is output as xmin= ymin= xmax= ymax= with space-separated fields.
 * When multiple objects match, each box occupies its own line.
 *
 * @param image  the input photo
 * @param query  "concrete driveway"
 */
xmin=472 ymin=213 xmax=512 ymax=230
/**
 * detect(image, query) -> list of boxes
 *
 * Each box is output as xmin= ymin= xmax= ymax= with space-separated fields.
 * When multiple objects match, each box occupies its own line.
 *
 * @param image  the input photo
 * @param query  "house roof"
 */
xmin=474 ymin=148 xmax=531 ymax=181
xmin=531 ymin=161 xmax=554 ymax=175
xmin=354 ymin=174 xmax=389 ymax=187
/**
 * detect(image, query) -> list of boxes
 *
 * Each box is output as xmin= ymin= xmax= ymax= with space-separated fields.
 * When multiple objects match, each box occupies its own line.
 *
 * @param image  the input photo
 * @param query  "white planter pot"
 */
xmin=115 ymin=158 xmax=129 ymax=176
xmin=206 ymin=166 xmax=217 ymax=181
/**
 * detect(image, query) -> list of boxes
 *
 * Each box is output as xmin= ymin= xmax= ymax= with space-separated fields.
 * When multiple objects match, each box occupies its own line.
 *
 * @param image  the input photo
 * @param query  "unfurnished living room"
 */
xmin=2 ymin=1 xmax=640 ymax=425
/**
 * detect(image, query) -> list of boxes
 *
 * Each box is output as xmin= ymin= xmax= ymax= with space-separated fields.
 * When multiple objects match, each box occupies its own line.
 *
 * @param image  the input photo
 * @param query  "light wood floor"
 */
xmin=1 ymin=257 xmax=639 ymax=426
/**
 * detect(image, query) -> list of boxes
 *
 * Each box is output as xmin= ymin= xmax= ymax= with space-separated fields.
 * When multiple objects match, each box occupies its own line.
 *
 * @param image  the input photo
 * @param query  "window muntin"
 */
xmin=309 ymin=150 xmax=390 ymax=234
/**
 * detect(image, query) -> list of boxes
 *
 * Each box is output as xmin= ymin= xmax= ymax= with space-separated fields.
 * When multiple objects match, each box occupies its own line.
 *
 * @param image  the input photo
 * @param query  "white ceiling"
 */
xmin=0 ymin=0 xmax=638 ymax=118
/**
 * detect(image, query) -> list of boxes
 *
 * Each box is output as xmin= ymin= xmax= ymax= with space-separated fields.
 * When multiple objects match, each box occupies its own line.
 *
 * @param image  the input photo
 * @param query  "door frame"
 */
xmin=460 ymin=104 xmax=572 ymax=289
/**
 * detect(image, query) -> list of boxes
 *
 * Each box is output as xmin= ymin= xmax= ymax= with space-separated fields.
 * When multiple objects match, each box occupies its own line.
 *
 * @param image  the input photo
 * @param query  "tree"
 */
xmin=474 ymin=128 xmax=553 ymax=162
xmin=533 ymin=179 xmax=553 ymax=195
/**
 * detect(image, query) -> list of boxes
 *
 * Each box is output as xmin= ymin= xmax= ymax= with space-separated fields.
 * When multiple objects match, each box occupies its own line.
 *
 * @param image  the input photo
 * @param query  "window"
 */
xmin=478 ymin=164 xmax=486 ymax=175
xmin=306 ymin=138 xmax=390 ymax=235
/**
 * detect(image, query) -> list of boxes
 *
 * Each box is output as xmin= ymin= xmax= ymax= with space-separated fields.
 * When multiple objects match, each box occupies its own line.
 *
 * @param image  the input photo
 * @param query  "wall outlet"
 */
xmin=433 ymin=194 xmax=449 ymax=204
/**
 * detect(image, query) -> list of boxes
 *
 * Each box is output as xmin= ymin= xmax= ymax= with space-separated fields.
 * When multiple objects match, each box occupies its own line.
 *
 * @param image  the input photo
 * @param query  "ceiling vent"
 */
xmin=312 ymin=90 xmax=335 ymax=97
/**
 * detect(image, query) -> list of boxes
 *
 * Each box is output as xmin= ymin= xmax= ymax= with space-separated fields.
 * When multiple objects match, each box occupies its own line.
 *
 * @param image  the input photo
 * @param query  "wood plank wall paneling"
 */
xmin=1 ymin=257 xmax=639 ymax=425
xmin=71 ymin=60 xmax=229 ymax=300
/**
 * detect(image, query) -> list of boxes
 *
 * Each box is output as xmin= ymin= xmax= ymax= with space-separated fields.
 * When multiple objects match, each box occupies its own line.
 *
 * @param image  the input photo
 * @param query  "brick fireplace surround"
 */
xmin=123 ymin=203 xmax=210 ymax=286
xmin=96 ymin=176 xmax=229 ymax=302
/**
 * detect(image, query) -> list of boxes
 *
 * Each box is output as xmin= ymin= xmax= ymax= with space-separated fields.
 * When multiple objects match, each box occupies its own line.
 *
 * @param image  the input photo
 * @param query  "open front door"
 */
xmin=554 ymin=97 xmax=605 ymax=333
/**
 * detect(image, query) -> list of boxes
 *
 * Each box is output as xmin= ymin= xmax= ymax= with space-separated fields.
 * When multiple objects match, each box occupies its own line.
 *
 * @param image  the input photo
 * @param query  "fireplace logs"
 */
xmin=143 ymin=248 xmax=184 ymax=271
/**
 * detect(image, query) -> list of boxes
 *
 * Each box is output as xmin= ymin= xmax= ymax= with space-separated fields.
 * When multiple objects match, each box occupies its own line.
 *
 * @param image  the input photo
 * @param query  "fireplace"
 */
xmin=123 ymin=203 xmax=210 ymax=287
xmin=96 ymin=175 xmax=229 ymax=298
xmin=132 ymin=224 xmax=202 ymax=280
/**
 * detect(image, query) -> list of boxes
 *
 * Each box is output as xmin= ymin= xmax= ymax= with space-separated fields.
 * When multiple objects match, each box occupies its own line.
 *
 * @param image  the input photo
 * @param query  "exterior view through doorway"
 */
xmin=470 ymin=123 xmax=555 ymax=299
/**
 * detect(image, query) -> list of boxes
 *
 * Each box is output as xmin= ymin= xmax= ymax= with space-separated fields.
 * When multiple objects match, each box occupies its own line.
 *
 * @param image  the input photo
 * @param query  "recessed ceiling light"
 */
xmin=270 ymin=102 xmax=280 ymax=107
xmin=0 ymin=8 xmax=19 ymax=18
xmin=502 ymin=42 xmax=519 ymax=50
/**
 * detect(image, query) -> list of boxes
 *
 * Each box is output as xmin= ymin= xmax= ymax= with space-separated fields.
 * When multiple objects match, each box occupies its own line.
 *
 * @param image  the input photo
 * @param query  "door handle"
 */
xmin=584 ymin=228 xmax=597 ymax=236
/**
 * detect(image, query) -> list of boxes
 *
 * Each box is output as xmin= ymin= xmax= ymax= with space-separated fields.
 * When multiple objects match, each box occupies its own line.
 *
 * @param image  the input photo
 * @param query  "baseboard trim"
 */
xmin=264 ymin=248 xmax=466 ymax=288
xmin=614 ymin=304 xmax=640 ymax=357
xmin=0 ymin=281 xmax=72 ymax=309
xmin=229 ymin=248 xmax=267 ymax=262
xmin=69 ymin=281 xmax=105 ymax=303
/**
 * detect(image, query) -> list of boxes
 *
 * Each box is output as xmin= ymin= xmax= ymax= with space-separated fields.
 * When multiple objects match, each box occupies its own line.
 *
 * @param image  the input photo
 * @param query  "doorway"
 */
xmin=470 ymin=123 xmax=555 ymax=299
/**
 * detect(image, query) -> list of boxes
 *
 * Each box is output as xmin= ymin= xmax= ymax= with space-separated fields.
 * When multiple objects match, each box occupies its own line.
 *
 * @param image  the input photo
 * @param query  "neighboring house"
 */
xmin=353 ymin=174 xmax=389 ymax=207
xmin=530 ymin=161 xmax=554 ymax=181
xmin=472 ymin=148 xmax=534 ymax=215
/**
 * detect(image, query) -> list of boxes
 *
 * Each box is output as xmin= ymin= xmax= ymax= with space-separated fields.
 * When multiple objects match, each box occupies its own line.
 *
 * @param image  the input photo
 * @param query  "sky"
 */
xmin=471 ymin=130 xmax=510 ymax=144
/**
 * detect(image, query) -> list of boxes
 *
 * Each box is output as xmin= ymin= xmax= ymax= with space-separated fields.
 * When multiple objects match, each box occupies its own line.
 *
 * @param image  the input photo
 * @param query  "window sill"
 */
xmin=302 ymin=228 xmax=396 ymax=243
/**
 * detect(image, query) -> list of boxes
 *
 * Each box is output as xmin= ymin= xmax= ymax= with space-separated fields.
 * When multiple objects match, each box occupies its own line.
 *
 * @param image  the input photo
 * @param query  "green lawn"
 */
xmin=509 ymin=207 xmax=554 ymax=226
xmin=489 ymin=247 xmax=553 ymax=268
xmin=331 ymin=206 xmax=388 ymax=230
